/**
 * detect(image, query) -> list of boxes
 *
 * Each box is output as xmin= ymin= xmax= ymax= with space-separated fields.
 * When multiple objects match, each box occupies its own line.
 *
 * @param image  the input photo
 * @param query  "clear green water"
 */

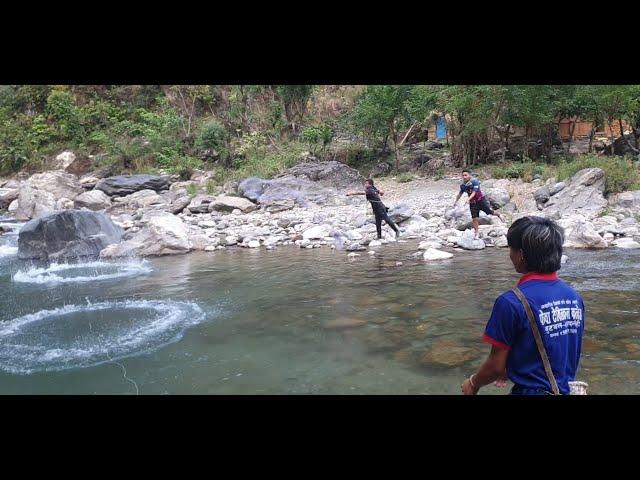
xmin=0 ymin=217 xmax=638 ymax=394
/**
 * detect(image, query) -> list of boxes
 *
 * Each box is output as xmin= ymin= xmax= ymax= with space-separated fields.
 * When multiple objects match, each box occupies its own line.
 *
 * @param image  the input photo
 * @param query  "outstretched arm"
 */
xmin=346 ymin=191 xmax=365 ymax=196
xmin=454 ymin=191 xmax=463 ymax=205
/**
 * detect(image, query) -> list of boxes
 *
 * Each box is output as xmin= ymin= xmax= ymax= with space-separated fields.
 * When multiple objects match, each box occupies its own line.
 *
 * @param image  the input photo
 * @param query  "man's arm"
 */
xmin=346 ymin=191 xmax=365 ymax=196
xmin=461 ymin=346 xmax=509 ymax=395
xmin=454 ymin=191 xmax=463 ymax=205
xmin=466 ymin=191 xmax=477 ymax=203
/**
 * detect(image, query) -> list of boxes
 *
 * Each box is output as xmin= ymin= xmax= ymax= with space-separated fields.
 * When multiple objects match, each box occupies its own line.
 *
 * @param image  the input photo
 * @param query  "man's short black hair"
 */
xmin=462 ymin=169 xmax=470 ymax=175
xmin=365 ymin=178 xmax=374 ymax=185
xmin=507 ymin=216 xmax=564 ymax=273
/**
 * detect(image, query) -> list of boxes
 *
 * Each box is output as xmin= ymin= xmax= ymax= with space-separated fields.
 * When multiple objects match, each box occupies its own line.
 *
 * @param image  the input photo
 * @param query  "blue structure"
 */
xmin=436 ymin=116 xmax=447 ymax=140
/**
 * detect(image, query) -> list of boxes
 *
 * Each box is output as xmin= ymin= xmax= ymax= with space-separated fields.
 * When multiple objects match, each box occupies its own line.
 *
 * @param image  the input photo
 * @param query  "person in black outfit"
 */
xmin=347 ymin=179 xmax=400 ymax=239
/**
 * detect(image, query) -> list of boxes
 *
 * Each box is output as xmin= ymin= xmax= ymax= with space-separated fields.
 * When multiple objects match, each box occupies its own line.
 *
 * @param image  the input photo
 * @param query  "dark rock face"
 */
xmin=95 ymin=175 xmax=170 ymax=197
xmin=18 ymin=210 xmax=123 ymax=260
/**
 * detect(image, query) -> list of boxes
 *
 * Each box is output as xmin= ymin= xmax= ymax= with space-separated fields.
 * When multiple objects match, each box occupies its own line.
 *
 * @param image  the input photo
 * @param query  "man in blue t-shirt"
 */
xmin=461 ymin=216 xmax=585 ymax=395
xmin=453 ymin=169 xmax=503 ymax=239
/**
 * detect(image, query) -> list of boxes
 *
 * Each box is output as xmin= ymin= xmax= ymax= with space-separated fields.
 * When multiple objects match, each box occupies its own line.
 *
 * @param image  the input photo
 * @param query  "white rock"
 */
xmin=611 ymin=237 xmax=640 ymax=249
xmin=423 ymin=248 xmax=454 ymax=260
xmin=561 ymin=255 xmax=568 ymax=264
xmin=303 ymin=224 xmax=333 ymax=240
xmin=247 ymin=240 xmax=261 ymax=248
xmin=74 ymin=190 xmax=112 ymax=211
xmin=455 ymin=230 xmax=486 ymax=250
xmin=55 ymin=151 xmax=76 ymax=170
xmin=368 ymin=240 xmax=382 ymax=247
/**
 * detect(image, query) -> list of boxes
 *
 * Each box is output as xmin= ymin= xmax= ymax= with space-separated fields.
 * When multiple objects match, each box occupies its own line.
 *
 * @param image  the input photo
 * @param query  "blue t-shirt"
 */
xmin=483 ymin=273 xmax=585 ymax=394
xmin=459 ymin=178 xmax=484 ymax=203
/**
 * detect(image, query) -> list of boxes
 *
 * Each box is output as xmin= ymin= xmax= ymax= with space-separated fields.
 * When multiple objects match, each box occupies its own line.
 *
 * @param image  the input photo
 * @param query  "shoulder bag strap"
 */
xmin=512 ymin=287 xmax=561 ymax=395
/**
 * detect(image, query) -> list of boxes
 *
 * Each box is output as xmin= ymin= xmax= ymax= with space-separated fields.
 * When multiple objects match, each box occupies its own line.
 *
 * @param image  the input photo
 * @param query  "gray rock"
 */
xmin=544 ymin=168 xmax=607 ymax=219
xmin=13 ymin=186 xmax=57 ymax=220
xmin=549 ymin=182 xmax=566 ymax=196
xmin=533 ymin=186 xmax=550 ymax=204
xmin=186 ymin=194 xmax=217 ymax=213
xmin=95 ymin=174 xmax=170 ymax=197
xmin=168 ymin=195 xmax=192 ymax=214
xmin=0 ymin=188 xmax=19 ymax=209
xmin=563 ymin=219 xmax=608 ymax=249
xmin=265 ymin=199 xmax=295 ymax=213
xmin=100 ymin=211 xmax=191 ymax=257
xmin=74 ymin=190 xmax=112 ymax=211
xmin=455 ymin=230 xmax=486 ymax=250
xmin=26 ymin=170 xmax=84 ymax=201
xmin=210 ymin=195 xmax=257 ymax=213
xmin=388 ymin=203 xmax=415 ymax=224
xmin=18 ymin=210 xmax=123 ymax=260
xmin=485 ymin=187 xmax=510 ymax=208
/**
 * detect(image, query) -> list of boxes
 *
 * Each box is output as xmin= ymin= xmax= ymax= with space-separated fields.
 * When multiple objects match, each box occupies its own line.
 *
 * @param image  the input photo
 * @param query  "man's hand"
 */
xmin=461 ymin=378 xmax=479 ymax=395
xmin=494 ymin=372 xmax=508 ymax=388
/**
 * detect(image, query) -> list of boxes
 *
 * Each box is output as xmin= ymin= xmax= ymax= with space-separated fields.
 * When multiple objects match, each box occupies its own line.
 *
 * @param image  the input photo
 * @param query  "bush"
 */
xmin=196 ymin=119 xmax=229 ymax=162
xmin=299 ymin=123 xmax=334 ymax=155
xmin=555 ymin=154 xmax=640 ymax=195
xmin=396 ymin=172 xmax=414 ymax=183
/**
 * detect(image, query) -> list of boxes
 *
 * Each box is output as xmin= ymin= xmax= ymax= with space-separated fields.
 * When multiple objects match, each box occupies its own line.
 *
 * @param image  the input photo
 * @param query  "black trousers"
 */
xmin=374 ymin=209 xmax=399 ymax=238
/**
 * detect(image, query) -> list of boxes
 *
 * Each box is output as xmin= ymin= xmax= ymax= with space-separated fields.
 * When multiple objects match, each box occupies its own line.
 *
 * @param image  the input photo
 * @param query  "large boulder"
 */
xmin=17 ymin=210 xmax=123 ymax=260
xmin=562 ymin=218 xmax=608 ymax=249
xmin=238 ymin=161 xmax=364 ymax=207
xmin=26 ymin=170 xmax=84 ymax=201
xmin=543 ymin=168 xmax=608 ymax=219
xmin=283 ymin=161 xmax=365 ymax=190
xmin=95 ymin=174 xmax=170 ymax=197
xmin=13 ymin=186 xmax=57 ymax=220
xmin=608 ymin=190 xmax=640 ymax=209
xmin=100 ymin=211 xmax=191 ymax=257
xmin=74 ymin=190 xmax=112 ymax=211
xmin=210 ymin=195 xmax=257 ymax=213
xmin=238 ymin=175 xmax=336 ymax=207
xmin=387 ymin=204 xmax=415 ymax=224
xmin=444 ymin=204 xmax=472 ymax=230
xmin=485 ymin=187 xmax=510 ymax=209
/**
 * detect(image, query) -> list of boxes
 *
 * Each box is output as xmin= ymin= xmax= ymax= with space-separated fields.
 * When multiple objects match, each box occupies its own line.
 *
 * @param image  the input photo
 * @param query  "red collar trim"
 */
xmin=517 ymin=272 xmax=559 ymax=286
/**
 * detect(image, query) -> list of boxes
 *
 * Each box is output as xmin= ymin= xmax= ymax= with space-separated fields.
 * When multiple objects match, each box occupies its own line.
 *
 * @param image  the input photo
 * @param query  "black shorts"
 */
xmin=470 ymin=199 xmax=494 ymax=218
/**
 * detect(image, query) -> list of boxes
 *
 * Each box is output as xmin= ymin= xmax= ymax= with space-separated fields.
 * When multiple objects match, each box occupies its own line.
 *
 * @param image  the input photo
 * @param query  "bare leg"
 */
xmin=473 ymin=218 xmax=479 ymax=239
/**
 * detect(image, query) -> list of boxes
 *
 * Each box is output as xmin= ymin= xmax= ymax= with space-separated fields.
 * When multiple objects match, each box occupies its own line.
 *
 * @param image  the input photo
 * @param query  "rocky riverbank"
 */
xmin=2 ymin=151 xmax=640 ymax=260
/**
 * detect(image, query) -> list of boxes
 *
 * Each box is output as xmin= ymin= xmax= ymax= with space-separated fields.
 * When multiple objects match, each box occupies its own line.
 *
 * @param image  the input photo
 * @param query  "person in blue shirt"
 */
xmin=461 ymin=216 xmax=585 ymax=395
xmin=453 ymin=169 xmax=503 ymax=239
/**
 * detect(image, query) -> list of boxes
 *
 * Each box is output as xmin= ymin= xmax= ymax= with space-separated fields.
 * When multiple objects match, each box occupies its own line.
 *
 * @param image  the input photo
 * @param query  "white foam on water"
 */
xmin=0 ymin=222 xmax=25 ymax=236
xmin=0 ymin=299 xmax=208 ymax=374
xmin=12 ymin=260 xmax=153 ymax=284
xmin=0 ymin=245 xmax=18 ymax=257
